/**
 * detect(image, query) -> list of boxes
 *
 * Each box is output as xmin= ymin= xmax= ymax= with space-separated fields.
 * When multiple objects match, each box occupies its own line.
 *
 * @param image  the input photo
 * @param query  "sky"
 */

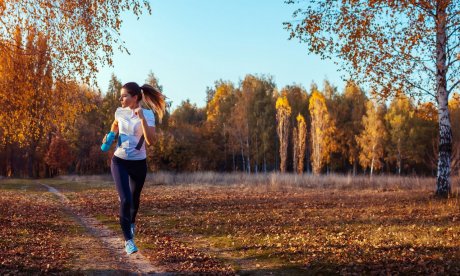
xmin=96 ymin=0 xmax=345 ymax=109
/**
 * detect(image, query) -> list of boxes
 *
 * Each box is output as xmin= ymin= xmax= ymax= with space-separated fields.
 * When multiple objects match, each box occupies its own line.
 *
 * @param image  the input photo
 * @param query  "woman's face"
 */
xmin=119 ymin=88 xmax=138 ymax=108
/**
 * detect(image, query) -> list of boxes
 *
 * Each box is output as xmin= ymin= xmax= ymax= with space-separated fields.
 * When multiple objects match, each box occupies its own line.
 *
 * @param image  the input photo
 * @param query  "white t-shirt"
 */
xmin=114 ymin=107 xmax=155 ymax=160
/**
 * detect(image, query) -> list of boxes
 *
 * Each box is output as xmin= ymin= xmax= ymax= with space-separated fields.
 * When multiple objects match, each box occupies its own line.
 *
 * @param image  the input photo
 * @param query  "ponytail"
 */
xmin=122 ymin=82 xmax=167 ymax=123
xmin=140 ymin=84 xmax=166 ymax=123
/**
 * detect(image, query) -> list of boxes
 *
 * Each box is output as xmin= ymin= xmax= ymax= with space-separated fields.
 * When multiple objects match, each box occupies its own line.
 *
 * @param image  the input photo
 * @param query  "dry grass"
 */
xmin=58 ymin=172 xmax=459 ymax=194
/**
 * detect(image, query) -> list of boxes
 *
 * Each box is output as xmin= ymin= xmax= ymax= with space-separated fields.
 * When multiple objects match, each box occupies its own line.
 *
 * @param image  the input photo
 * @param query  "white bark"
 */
xmin=435 ymin=3 xmax=452 ymax=197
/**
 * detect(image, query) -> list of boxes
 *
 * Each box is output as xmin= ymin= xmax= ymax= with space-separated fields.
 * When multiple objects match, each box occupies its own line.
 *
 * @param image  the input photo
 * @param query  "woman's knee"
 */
xmin=120 ymin=197 xmax=133 ymax=209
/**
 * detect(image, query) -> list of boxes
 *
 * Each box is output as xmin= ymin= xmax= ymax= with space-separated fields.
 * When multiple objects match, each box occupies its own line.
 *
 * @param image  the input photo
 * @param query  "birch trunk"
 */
xmin=435 ymin=4 xmax=451 ymax=198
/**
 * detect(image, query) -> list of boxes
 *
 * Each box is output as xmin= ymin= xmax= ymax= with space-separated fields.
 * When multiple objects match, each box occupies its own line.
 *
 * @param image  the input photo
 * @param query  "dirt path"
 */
xmin=40 ymin=183 xmax=171 ymax=275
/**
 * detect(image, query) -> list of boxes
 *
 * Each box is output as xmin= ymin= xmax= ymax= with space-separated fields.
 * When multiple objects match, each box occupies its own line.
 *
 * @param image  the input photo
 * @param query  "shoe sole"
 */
xmin=126 ymin=249 xmax=138 ymax=255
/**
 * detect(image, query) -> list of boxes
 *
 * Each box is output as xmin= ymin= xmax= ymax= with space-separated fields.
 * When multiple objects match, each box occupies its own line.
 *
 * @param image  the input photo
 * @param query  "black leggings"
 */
xmin=111 ymin=156 xmax=147 ymax=241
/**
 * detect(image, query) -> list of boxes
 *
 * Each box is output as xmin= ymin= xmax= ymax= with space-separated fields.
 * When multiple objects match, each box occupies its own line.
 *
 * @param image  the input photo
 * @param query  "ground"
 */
xmin=1 ymin=177 xmax=459 ymax=275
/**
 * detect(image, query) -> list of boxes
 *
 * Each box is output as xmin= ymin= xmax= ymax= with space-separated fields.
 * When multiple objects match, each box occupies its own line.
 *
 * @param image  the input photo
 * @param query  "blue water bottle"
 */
xmin=101 ymin=131 xmax=116 ymax=152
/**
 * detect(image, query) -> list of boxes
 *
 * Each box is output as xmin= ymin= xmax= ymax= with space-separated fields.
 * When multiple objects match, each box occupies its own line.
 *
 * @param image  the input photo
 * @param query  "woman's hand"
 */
xmin=134 ymin=107 xmax=144 ymax=119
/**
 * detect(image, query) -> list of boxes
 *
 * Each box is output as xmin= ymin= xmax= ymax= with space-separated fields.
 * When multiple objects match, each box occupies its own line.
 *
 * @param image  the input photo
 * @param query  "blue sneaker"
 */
xmin=125 ymin=239 xmax=138 ymax=255
xmin=130 ymin=223 xmax=135 ymax=238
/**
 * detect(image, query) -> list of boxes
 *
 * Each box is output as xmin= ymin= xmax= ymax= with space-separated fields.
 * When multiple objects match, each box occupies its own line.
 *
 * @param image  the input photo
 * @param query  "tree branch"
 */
xmin=448 ymin=79 xmax=460 ymax=94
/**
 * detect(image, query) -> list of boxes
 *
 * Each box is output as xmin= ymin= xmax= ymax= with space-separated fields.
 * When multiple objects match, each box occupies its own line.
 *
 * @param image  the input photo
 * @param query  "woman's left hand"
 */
xmin=134 ymin=107 xmax=144 ymax=119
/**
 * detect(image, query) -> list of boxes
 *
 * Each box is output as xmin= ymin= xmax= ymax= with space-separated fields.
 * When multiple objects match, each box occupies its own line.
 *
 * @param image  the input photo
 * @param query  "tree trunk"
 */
xmin=246 ymin=123 xmax=251 ymax=173
xmin=25 ymin=140 xmax=38 ymax=178
xmin=263 ymin=155 xmax=267 ymax=173
xmin=6 ymin=143 xmax=13 ymax=177
xmin=353 ymin=161 xmax=357 ymax=176
xmin=435 ymin=4 xmax=451 ymax=198
xmin=370 ymin=143 xmax=376 ymax=178
xmin=239 ymin=133 xmax=245 ymax=172
xmin=370 ymin=156 xmax=374 ymax=178
xmin=397 ymin=138 xmax=401 ymax=175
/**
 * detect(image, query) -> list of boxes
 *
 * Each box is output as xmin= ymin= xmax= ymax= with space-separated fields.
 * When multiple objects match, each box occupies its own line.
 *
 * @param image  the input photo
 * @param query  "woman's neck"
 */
xmin=130 ymin=103 xmax=140 ymax=110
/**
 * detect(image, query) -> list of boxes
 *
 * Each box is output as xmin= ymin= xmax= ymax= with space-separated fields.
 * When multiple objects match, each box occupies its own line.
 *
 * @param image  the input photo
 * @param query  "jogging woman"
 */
xmin=102 ymin=82 xmax=166 ymax=254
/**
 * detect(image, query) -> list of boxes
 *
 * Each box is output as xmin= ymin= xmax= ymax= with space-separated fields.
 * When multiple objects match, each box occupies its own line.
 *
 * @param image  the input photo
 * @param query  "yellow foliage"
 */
xmin=449 ymin=93 xmax=460 ymax=110
xmin=296 ymin=113 xmax=306 ymax=124
xmin=356 ymin=100 xmax=386 ymax=174
xmin=276 ymin=96 xmax=292 ymax=114
xmin=309 ymin=91 xmax=336 ymax=174
xmin=276 ymin=96 xmax=291 ymax=172
xmin=0 ymin=28 xmax=92 ymax=149
xmin=416 ymin=102 xmax=438 ymax=122
xmin=206 ymin=82 xmax=234 ymax=124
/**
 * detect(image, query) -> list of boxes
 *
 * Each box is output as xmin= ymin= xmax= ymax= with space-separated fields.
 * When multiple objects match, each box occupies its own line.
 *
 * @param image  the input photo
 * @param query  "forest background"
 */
xmin=1 ymin=0 xmax=460 ymax=186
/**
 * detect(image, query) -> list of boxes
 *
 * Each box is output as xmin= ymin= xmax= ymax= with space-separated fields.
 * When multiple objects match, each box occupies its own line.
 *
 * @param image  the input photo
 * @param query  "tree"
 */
xmin=228 ymin=90 xmax=250 ymax=172
xmin=0 ymin=28 xmax=92 ymax=177
xmin=449 ymin=93 xmax=460 ymax=174
xmin=329 ymin=81 xmax=367 ymax=174
xmin=0 ymin=0 xmax=151 ymax=83
xmin=282 ymin=84 xmax=309 ymax=171
xmin=145 ymin=71 xmax=170 ymax=130
xmin=411 ymin=102 xmax=439 ymax=174
xmin=101 ymin=74 xmax=122 ymax=132
xmin=154 ymin=100 xmax=212 ymax=171
xmin=276 ymin=96 xmax=291 ymax=173
xmin=45 ymin=135 xmax=74 ymax=176
xmin=356 ymin=100 xmax=387 ymax=177
xmin=285 ymin=0 xmax=460 ymax=196
xmin=293 ymin=114 xmax=307 ymax=174
xmin=309 ymin=90 xmax=336 ymax=175
xmin=246 ymin=76 xmax=277 ymax=173
xmin=385 ymin=94 xmax=415 ymax=174
xmin=145 ymin=71 xmax=164 ymax=92
xmin=206 ymin=81 xmax=236 ymax=171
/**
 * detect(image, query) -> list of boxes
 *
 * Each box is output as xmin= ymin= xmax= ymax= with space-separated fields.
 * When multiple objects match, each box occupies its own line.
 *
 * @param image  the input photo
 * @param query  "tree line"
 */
xmin=2 ymin=67 xmax=459 ymax=178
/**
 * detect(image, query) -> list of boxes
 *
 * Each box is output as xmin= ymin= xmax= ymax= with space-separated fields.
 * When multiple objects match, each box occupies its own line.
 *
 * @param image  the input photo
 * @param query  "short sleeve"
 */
xmin=144 ymin=109 xmax=155 ymax=127
xmin=114 ymin=107 xmax=122 ymax=120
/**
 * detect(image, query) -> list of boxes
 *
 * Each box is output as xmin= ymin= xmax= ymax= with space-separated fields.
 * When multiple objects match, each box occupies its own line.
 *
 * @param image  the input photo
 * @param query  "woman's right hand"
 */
xmin=102 ymin=134 xmax=108 ymax=144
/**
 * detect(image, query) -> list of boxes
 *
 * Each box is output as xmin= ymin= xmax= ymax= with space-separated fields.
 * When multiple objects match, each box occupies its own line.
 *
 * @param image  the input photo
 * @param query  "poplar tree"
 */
xmin=293 ymin=114 xmax=307 ymax=174
xmin=276 ymin=96 xmax=291 ymax=173
xmin=309 ymin=91 xmax=336 ymax=175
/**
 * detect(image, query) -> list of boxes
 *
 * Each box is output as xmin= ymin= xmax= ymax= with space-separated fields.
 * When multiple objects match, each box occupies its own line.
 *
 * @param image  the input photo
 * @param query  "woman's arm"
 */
xmin=140 ymin=120 xmax=155 ymax=146
xmin=111 ymin=119 xmax=119 ymax=133
xmin=134 ymin=108 xmax=155 ymax=146
xmin=102 ymin=119 xmax=119 ymax=144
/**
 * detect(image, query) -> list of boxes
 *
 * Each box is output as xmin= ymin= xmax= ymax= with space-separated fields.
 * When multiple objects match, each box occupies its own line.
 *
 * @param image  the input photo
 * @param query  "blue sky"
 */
xmin=96 ymin=0 xmax=344 ymax=109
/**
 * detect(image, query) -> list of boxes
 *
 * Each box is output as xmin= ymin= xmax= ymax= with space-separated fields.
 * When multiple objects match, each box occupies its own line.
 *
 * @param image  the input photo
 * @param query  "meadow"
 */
xmin=1 ymin=173 xmax=459 ymax=275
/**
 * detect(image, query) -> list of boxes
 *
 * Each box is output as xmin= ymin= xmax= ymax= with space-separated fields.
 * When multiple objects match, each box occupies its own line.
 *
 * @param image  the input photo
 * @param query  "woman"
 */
xmin=102 ymin=82 xmax=166 ymax=254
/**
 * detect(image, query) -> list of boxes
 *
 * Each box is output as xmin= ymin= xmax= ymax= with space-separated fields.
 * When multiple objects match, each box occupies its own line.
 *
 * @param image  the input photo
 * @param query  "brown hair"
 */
xmin=122 ymin=82 xmax=166 ymax=123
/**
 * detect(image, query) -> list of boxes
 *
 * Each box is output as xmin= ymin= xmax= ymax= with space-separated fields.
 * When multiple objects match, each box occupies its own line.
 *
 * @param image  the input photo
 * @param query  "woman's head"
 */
xmin=119 ymin=82 xmax=166 ymax=122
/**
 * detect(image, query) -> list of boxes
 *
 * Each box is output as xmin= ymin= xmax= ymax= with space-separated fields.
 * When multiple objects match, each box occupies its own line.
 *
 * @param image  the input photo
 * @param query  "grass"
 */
xmin=0 ymin=178 xmax=46 ymax=191
xmin=56 ymin=171 xmax=460 ymax=193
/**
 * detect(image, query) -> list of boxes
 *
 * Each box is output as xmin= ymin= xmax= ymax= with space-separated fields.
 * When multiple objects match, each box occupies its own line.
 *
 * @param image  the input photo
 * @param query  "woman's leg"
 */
xmin=128 ymin=159 xmax=147 ymax=225
xmin=111 ymin=156 xmax=134 ymax=241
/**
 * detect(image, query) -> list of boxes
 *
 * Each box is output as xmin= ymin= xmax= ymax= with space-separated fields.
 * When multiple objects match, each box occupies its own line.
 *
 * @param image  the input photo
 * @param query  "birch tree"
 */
xmin=0 ymin=0 xmax=150 ymax=83
xmin=356 ymin=100 xmax=387 ymax=177
xmin=285 ymin=0 xmax=460 ymax=197
xmin=385 ymin=94 xmax=415 ymax=175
